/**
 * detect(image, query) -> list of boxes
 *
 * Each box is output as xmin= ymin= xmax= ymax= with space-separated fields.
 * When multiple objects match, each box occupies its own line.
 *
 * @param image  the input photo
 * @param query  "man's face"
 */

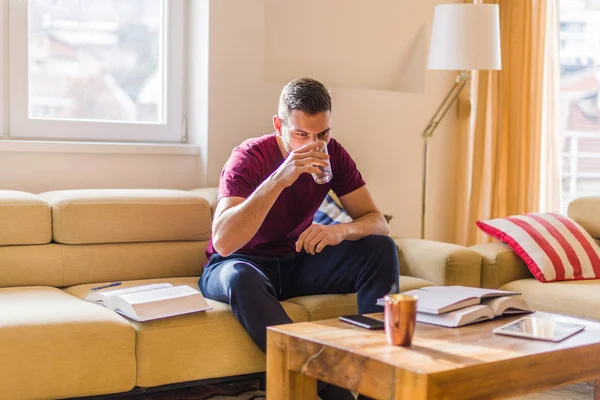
xmin=274 ymin=110 xmax=331 ymax=154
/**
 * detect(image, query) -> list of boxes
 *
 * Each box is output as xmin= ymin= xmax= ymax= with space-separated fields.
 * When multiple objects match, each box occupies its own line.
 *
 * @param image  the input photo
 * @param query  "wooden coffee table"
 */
xmin=266 ymin=312 xmax=600 ymax=399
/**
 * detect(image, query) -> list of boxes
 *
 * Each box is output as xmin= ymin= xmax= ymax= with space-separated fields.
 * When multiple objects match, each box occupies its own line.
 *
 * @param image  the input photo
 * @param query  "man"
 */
xmin=199 ymin=78 xmax=399 ymax=400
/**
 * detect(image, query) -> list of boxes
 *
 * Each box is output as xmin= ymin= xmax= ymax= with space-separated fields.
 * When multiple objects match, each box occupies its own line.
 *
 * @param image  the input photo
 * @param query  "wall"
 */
xmin=201 ymin=0 xmax=459 ymax=241
xmin=0 ymin=142 xmax=202 ymax=193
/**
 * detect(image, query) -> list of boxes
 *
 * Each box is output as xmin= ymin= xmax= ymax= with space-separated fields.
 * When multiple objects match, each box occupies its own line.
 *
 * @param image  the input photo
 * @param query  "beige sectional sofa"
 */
xmin=470 ymin=196 xmax=600 ymax=322
xmin=0 ymin=188 xmax=482 ymax=400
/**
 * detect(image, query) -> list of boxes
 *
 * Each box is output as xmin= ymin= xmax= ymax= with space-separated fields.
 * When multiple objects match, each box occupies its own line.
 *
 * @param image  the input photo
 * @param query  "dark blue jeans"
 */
xmin=199 ymin=234 xmax=400 ymax=400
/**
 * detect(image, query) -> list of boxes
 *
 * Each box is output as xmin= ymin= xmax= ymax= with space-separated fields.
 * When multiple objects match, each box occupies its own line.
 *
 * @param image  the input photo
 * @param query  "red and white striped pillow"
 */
xmin=477 ymin=213 xmax=600 ymax=283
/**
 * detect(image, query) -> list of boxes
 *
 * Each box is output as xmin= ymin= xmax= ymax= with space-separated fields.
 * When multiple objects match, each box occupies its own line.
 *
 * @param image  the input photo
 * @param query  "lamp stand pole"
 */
xmin=420 ymin=70 xmax=471 ymax=240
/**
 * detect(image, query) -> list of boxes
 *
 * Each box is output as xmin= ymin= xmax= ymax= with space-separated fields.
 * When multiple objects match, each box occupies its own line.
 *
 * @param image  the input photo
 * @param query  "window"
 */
xmin=559 ymin=0 xmax=600 ymax=210
xmin=559 ymin=21 xmax=586 ymax=33
xmin=7 ymin=0 xmax=185 ymax=142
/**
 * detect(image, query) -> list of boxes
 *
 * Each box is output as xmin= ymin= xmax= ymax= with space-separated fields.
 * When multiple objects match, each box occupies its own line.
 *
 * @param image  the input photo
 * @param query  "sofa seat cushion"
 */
xmin=40 ymin=189 xmax=212 ymax=244
xmin=286 ymin=275 xmax=434 ymax=321
xmin=63 ymin=277 xmax=309 ymax=388
xmin=500 ymin=278 xmax=600 ymax=321
xmin=0 ymin=190 xmax=51 ymax=246
xmin=0 ymin=287 xmax=136 ymax=399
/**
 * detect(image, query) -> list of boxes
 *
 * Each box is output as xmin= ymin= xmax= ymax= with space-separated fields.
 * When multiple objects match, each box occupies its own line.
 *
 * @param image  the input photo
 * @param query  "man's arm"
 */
xmin=296 ymin=186 xmax=389 ymax=255
xmin=211 ymin=141 xmax=327 ymax=257
xmin=337 ymin=185 xmax=389 ymax=239
xmin=211 ymin=176 xmax=285 ymax=257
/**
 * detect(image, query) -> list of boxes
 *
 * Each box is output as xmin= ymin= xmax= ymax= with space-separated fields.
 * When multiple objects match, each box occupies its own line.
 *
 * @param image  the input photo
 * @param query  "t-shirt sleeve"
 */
xmin=218 ymin=147 xmax=259 ymax=200
xmin=330 ymin=139 xmax=366 ymax=197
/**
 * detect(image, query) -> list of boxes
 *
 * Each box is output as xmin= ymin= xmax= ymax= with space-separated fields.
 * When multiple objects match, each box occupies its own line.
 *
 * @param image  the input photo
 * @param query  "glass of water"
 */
xmin=312 ymin=140 xmax=333 ymax=184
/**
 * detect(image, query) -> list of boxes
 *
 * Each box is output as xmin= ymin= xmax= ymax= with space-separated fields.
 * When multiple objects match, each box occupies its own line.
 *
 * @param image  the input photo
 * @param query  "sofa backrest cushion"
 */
xmin=60 ymin=241 xmax=208 ymax=286
xmin=568 ymin=196 xmax=600 ymax=241
xmin=40 ymin=189 xmax=212 ymax=245
xmin=0 ymin=191 xmax=51 ymax=246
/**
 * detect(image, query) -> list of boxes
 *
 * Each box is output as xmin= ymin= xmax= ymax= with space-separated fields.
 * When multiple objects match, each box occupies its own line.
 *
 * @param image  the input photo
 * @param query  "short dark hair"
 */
xmin=278 ymin=78 xmax=331 ymax=124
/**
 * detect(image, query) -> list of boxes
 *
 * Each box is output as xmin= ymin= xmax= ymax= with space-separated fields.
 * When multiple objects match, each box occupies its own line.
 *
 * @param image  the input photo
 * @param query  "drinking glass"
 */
xmin=312 ymin=140 xmax=333 ymax=184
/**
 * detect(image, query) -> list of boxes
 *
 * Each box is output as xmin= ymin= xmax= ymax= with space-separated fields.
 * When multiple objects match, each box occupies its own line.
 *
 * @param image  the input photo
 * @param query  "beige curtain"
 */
xmin=453 ymin=0 xmax=560 ymax=246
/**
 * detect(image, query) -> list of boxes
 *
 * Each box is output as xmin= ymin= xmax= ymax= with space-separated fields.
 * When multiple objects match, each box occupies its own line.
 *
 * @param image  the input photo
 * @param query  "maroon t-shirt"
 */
xmin=205 ymin=133 xmax=365 ymax=258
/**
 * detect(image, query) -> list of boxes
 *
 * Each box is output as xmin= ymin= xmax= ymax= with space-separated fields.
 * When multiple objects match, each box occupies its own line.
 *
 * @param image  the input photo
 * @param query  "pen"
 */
xmin=91 ymin=282 xmax=122 ymax=291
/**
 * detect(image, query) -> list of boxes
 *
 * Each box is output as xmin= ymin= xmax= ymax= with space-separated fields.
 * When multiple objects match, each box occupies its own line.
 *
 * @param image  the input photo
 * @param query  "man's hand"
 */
xmin=272 ymin=142 xmax=329 ymax=188
xmin=296 ymin=224 xmax=346 ymax=255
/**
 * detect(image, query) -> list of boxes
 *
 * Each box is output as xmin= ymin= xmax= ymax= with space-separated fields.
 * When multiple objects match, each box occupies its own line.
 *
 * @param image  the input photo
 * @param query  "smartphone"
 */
xmin=339 ymin=315 xmax=385 ymax=330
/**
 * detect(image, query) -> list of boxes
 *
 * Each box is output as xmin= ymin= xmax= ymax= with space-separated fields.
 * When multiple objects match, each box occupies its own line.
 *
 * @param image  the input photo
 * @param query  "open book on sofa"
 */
xmin=417 ymin=296 xmax=533 ymax=327
xmin=85 ymin=283 xmax=212 ymax=322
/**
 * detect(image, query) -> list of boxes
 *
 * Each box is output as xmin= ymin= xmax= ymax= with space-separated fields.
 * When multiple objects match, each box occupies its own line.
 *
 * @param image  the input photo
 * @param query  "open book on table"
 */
xmin=376 ymin=285 xmax=523 ymax=314
xmin=416 ymin=296 xmax=533 ymax=328
xmin=84 ymin=283 xmax=212 ymax=322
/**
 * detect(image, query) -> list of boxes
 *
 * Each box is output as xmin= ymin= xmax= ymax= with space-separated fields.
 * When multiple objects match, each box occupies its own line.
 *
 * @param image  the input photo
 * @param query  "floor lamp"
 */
xmin=421 ymin=4 xmax=501 ymax=239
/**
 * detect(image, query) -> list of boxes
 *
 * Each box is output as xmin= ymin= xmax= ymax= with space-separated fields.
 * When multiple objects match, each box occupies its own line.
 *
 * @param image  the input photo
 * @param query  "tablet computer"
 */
xmin=493 ymin=316 xmax=585 ymax=342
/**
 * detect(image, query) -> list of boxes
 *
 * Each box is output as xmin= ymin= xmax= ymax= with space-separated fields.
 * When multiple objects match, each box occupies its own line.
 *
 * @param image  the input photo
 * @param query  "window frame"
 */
xmin=558 ymin=1 xmax=600 ymax=211
xmin=6 ymin=0 xmax=186 ymax=143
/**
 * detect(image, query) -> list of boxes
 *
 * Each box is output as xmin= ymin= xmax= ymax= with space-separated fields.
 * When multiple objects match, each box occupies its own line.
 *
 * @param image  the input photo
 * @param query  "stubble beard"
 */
xmin=280 ymin=132 xmax=293 ymax=157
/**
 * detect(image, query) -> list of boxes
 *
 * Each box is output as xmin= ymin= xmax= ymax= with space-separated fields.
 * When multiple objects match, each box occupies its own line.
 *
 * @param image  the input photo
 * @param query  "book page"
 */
xmin=132 ymin=292 xmax=212 ymax=321
xmin=113 ymin=302 xmax=140 ymax=321
xmin=117 ymin=285 xmax=198 ymax=305
xmin=403 ymin=288 xmax=480 ymax=314
xmin=422 ymin=286 xmax=519 ymax=299
xmin=100 ymin=283 xmax=173 ymax=298
xmin=378 ymin=286 xmax=521 ymax=314
xmin=114 ymin=308 xmax=141 ymax=322
xmin=84 ymin=283 xmax=174 ymax=307
xmin=417 ymin=305 xmax=495 ymax=327
xmin=483 ymin=296 xmax=532 ymax=316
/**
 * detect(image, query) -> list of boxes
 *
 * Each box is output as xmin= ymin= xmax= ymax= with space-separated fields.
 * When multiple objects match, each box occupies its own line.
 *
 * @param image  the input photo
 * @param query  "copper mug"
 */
xmin=384 ymin=294 xmax=418 ymax=346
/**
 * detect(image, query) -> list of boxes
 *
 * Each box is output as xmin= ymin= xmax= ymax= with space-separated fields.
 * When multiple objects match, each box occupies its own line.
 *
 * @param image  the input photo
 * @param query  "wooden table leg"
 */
xmin=594 ymin=379 xmax=600 ymax=400
xmin=266 ymin=329 xmax=317 ymax=400
xmin=289 ymin=370 xmax=317 ymax=399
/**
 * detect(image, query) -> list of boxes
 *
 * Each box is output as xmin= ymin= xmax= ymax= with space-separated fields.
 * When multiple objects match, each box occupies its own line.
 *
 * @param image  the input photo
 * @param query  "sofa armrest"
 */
xmin=469 ymin=242 xmax=533 ymax=289
xmin=394 ymin=238 xmax=482 ymax=287
xmin=189 ymin=188 xmax=218 ymax=216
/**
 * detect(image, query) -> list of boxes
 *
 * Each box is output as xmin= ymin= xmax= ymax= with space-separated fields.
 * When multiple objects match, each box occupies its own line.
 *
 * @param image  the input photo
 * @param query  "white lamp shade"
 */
xmin=427 ymin=4 xmax=501 ymax=71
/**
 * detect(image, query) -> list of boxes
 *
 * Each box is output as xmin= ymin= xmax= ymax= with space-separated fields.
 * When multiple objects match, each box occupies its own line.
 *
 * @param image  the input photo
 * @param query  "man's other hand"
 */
xmin=296 ymin=224 xmax=346 ymax=255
